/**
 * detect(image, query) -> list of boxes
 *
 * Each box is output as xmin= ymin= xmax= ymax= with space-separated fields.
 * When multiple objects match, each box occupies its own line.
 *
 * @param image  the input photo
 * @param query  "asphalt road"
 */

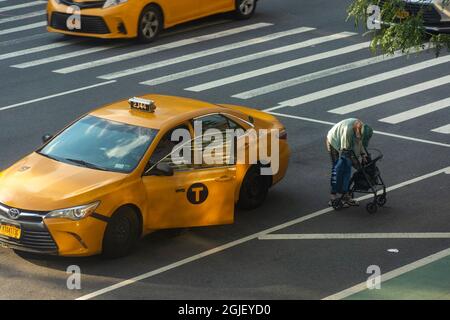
xmin=0 ymin=0 xmax=449 ymax=300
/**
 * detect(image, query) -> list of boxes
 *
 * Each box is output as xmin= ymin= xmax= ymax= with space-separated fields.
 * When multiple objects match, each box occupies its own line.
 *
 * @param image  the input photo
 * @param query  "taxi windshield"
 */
xmin=39 ymin=115 xmax=158 ymax=173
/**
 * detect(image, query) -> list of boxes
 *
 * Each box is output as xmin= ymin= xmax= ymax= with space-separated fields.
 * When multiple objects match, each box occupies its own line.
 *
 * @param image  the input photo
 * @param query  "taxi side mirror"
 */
xmin=42 ymin=134 xmax=53 ymax=144
xmin=147 ymin=162 xmax=174 ymax=177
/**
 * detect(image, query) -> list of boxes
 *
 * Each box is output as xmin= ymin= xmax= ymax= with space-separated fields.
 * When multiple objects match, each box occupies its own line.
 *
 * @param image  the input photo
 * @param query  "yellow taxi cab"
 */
xmin=0 ymin=95 xmax=290 ymax=258
xmin=47 ymin=0 xmax=258 ymax=42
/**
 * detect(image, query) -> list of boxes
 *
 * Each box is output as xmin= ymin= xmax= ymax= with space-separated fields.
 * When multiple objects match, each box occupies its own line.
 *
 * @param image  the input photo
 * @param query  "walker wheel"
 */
xmin=366 ymin=202 xmax=378 ymax=214
xmin=332 ymin=199 xmax=343 ymax=211
xmin=376 ymin=195 xmax=387 ymax=207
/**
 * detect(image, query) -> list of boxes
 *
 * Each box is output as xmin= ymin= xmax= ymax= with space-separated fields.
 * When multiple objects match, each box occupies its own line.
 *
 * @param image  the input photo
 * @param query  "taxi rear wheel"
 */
xmin=234 ymin=0 xmax=257 ymax=20
xmin=102 ymin=207 xmax=139 ymax=258
xmin=137 ymin=5 xmax=163 ymax=43
xmin=238 ymin=165 xmax=269 ymax=210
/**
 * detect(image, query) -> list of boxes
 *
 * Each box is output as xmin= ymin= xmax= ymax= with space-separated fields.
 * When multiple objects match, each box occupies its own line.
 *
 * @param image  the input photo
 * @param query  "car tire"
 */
xmin=137 ymin=5 xmax=163 ymax=43
xmin=237 ymin=165 xmax=269 ymax=210
xmin=102 ymin=207 xmax=140 ymax=258
xmin=233 ymin=0 xmax=257 ymax=20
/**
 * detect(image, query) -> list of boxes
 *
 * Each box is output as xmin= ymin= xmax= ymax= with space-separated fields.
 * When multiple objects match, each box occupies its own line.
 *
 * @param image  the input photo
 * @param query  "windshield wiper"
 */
xmin=37 ymin=151 xmax=61 ymax=162
xmin=64 ymin=158 xmax=109 ymax=171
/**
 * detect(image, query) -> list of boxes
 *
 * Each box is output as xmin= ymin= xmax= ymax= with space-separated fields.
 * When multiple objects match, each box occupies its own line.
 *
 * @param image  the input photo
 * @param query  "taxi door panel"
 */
xmin=161 ymin=0 xmax=202 ymax=26
xmin=142 ymin=167 xmax=235 ymax=229
xmin=199 ymin=0 xmax=233 ymax=15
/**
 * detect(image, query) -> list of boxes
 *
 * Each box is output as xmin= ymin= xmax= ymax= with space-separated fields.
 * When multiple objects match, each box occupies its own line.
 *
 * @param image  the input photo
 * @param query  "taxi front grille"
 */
xmin=60 ymin=0 xmax=106 ymax=9
xmin=0 ymin=203 xmax=46 ymax=223
xmin=0 ymin=228 xmax=58 ymax=253
xmin=50 ymin=12 xmax=110 ymax=34
xmin=18 ymin=229 xmax=58 ymax=251
xmin=0 ymin=203 xmax=58 ymax=254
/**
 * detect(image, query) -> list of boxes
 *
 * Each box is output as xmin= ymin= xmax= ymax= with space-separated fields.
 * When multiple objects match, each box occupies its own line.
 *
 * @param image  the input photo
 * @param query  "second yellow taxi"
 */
xmin=47 ymin=0 xmax=258 ymax=42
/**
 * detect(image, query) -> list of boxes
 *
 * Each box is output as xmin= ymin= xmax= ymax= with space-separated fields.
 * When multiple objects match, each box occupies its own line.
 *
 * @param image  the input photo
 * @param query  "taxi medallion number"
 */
xmin=0 ymin=223 xmax=21 ymax=239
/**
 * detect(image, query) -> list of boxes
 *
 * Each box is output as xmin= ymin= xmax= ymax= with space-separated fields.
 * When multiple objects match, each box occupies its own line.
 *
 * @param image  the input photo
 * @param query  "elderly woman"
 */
xmin=326 ymin=118 xmax=373 ymax=207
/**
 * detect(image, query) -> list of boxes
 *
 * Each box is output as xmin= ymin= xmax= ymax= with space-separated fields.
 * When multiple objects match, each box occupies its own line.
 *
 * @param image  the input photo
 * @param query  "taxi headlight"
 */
xmin=46 ymin=202 xmax=100 ymax=220
xmin=103 ymin=0 xmax=128 ymax=8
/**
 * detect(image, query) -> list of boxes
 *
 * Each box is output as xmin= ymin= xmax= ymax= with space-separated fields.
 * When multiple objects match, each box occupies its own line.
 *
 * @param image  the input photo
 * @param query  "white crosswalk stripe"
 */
xmin=139 ymin=31 xmax=355 ymax=86
xmin=0 ymin=10 xmax=44 ymax=24
xmin=329 ymin=74 xmax=450 ymax=115
xmin=431 ymin=124 xmax=450 ymax=134
xmin=379 ymin=97 xmax=450 ymax=124
xmin=0 ymin=21 xmax=46 ymax=35
xmin=0 ymin=41 xmax=81 ymax=61
xmin=185 ymin=41 xmax=370 ymax=92
xmin=275 ymin=54 xmax=450 ymax=110
xmin=12 ymin=44 xmax=123 ymax=68
xmin=53 ymin=23 xmax=273 ymax=74
xmin=99 ymin=26 xmax=317 ymax=80
xmin=1 ymin=16 xmax=448 ymax=136
xmin=0 ymin=1 xmax=46 ymax=13
xmin=232 ymin=51 xmax=404 ymax=99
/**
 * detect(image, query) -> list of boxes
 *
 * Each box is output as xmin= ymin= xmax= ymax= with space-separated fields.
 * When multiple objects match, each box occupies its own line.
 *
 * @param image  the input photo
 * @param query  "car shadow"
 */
xmin=10 ymin=190 xmax=303 ymax=279
xmin=55 ymin=12 xmax=238 ymax=48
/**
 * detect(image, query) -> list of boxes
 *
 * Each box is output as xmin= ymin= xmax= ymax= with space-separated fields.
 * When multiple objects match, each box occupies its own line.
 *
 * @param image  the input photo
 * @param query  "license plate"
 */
xmin=396 ymin=10 xmax=410 ymax=19
xmin=0 ymin=223 xmax=21 ymax=239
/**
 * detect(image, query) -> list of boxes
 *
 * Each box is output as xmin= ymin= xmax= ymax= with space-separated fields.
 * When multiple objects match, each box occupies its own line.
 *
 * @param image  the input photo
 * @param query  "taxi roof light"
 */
xmin=128 ymin=97 xmax=156 ymax=113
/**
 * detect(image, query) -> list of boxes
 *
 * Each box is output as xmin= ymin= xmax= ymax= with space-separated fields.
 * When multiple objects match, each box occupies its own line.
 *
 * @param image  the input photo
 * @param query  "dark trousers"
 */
xmin=327 ymin=141 xmax=352 ymax=194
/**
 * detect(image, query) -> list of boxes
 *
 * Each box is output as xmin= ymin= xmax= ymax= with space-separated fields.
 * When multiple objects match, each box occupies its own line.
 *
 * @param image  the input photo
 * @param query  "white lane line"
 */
xmin=329 ymin=74 xmax=450 ymax=114
xmin=0 ymin=81 xmax=116 ymax=112
xmin=99 ymin=27 xmax=317 ymax=80
xmin=0 ymin=21 xmax=46 ymax=35
xmin=232 ymin=51 xmax=406 ymax=100
xmin=53 ymin=23 xmax=272 ymax=74
xmin=12 ymin=45 xmax=122 ymax=68
xmin=76 ymin=166 xmax=449 ymax=300
xmin=0 ymin=33 xmax=49 ymax=47
xmin=185 ymin=41 xmax=370 ymax=92
xmin=323 ymin=247 xmax=450 ymax=300
xmin=0 ymin=1 xmax=46 ymax=13
xmin=379 ymin=97 xmax=450 ymax=124
xmin=0 ymin=10 xmax=44 ymax=24
xmin=267 ymin=112 xmax=450 ymax=148
xmin=0 ymin=41 xmax=80 ymax=61
xmin=276 ymin=54 xmax=450 ymax=110
xmin=432 ymin=124 xmax=450 ymax=134
xmin=259 ymin=233 xmax=450 ymax=240
xmin=138 ymin=31 xmax=355 ymax=85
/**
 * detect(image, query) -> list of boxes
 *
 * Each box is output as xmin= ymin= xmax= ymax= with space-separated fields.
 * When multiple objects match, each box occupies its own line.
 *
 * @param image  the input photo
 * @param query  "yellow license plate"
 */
xmin=0 ymin=224 xmax=21 ymax=239
xmin=396 ymin=10 xmax=410 ymax=19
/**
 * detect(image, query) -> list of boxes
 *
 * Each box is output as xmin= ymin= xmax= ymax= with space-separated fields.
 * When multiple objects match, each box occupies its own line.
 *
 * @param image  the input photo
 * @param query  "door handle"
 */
xmin=215 ymin=175 xmax=232 ymax=182
xmin=175 ymin=188 xmax=186 ymax=193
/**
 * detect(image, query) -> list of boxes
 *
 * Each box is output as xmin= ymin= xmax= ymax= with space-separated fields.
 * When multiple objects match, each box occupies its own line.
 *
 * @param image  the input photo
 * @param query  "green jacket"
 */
xmin=327 ymin=118 xmax=373 ymax=156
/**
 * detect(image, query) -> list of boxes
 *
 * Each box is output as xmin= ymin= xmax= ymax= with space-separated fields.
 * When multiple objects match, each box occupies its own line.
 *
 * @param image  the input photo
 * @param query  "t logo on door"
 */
xmin=187 ymin=183 xmax=208 ymax=204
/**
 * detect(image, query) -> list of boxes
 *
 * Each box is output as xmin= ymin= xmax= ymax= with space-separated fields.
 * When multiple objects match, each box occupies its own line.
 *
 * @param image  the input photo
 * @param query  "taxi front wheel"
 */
xmin=102 ymin=207 xmax=139 ymax=258
xmin=238 ymin=165 xmax=269 ymax=210
xmin=137 ymin=5 xmax=163 ymax=43
xmin=234 ymin=0 xmax=257 ymax=20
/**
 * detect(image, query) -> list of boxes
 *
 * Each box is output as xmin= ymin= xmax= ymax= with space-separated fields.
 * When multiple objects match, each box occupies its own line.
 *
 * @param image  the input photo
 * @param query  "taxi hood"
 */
xmin=0 ymin=152 xmax=128 ymax=211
